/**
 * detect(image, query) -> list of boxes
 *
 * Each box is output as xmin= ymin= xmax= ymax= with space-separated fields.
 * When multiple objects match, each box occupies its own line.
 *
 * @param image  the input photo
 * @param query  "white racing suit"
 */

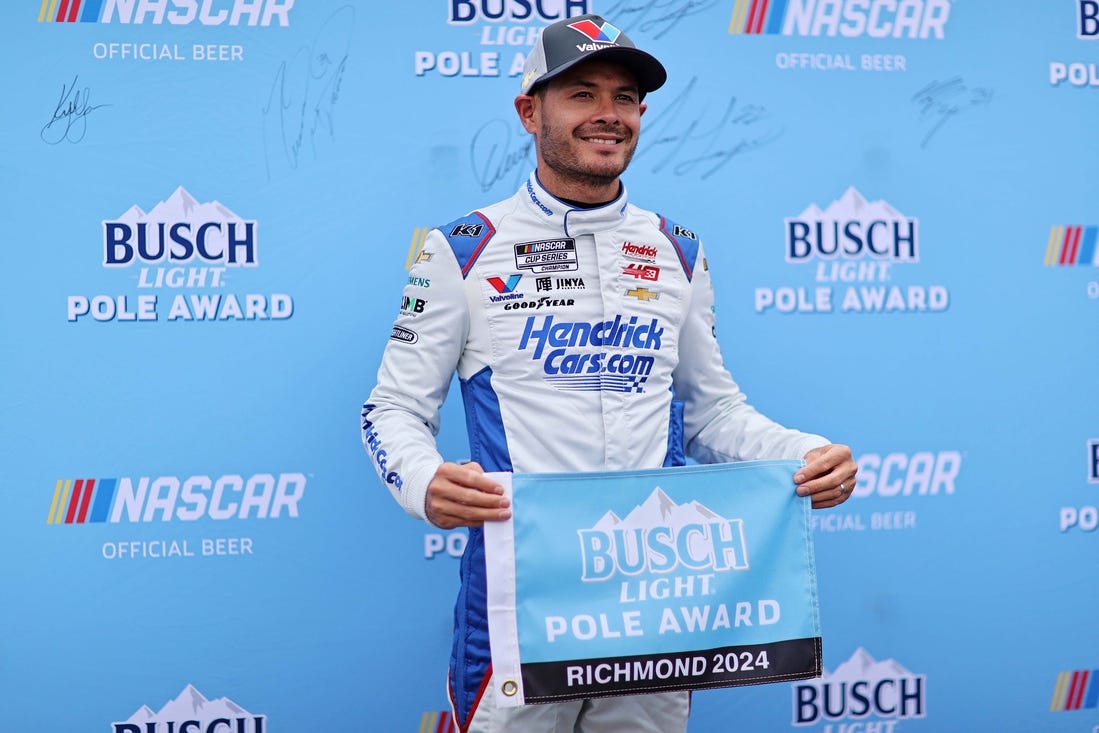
xmin=362 ymin=171 xmax=827 ymax=732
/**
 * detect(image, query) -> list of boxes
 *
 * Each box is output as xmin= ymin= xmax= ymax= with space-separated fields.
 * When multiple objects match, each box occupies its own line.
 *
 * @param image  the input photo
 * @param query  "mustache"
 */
xmin=577 ymin=127 xmax=628 ymax=138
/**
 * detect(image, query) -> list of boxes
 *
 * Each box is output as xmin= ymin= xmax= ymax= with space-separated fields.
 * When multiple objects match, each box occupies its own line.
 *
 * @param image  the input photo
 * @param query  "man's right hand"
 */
xmin=425 ymin=461 xmax=512 ymax=529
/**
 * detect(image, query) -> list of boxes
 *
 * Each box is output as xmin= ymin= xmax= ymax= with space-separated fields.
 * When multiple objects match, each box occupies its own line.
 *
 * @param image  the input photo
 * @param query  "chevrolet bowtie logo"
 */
xmin=407 ymin=227 xmax=431 ymax=269
xmin=626 ymin=287 xmax=659 ymax=301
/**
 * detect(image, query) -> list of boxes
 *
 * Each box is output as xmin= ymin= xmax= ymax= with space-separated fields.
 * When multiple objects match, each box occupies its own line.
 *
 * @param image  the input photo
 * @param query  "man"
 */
xmin=362 ymin=13 xmax=856 ymax=733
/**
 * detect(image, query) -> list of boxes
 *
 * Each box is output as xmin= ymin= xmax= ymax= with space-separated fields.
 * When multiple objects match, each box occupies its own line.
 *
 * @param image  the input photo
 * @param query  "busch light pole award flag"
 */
xmin=483 ymin=460 xmax=822 ymax=706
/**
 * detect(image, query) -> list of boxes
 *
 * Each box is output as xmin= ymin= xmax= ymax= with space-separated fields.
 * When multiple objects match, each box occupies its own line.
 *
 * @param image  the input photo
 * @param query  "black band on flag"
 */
xmin=520 ymin=637 xmax=822 ymax=704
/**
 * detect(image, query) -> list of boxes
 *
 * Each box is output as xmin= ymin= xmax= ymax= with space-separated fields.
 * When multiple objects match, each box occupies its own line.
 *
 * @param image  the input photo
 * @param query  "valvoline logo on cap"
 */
xmin=569 ymin=18 xmax=622 ymax=43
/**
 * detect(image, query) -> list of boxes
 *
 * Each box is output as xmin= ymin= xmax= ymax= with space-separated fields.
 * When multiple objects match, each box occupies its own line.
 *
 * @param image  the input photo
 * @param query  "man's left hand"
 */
xmin=795 ymin=444 xmax=857 ymax=509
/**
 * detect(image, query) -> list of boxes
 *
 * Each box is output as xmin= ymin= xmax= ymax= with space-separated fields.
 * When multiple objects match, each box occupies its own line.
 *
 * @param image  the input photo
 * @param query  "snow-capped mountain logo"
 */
xmin=112 ymin=684 xmax=267 ymax=733
xmin=103 ymin=186 xmax=258 ymax=267
xmin=578 ymin=487 xmax=749 ymax=582
xmin=791 ymin=647 xmax=927 ymax=725
xmin=785 ymin=187 xmax=919 ymax=263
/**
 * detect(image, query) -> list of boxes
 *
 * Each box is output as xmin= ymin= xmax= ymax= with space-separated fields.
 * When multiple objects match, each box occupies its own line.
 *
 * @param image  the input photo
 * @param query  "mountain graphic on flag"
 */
xmin=589 ymin=488 xmax=737 ymax=562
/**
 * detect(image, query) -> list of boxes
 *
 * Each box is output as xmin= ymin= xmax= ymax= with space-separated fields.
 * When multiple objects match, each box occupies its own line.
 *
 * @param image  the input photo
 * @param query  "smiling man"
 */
xmin=362 ymin=13 xmax=857 ymax=733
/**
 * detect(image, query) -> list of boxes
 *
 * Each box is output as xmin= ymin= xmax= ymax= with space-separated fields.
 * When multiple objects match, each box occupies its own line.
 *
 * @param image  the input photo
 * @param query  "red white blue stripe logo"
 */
xmin=728 ymin=0 xmax=786 ymax=35
xmin=1051 ymin=669 xmax=1099 ymax=711
xmin=38 ymin=0 xmax=104 ymax=22
xmin=569 ymin=18 xmax=622 ymax=43
xmin=1045 ymin=225 xmax=1099 ymax=266
xmin=47 ymin=478 xmax=116 ymax=524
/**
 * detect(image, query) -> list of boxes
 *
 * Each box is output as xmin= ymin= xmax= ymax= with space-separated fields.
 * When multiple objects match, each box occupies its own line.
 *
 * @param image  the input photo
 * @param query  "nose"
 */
xmin=590 ymin=93 xmax=620 ymax=125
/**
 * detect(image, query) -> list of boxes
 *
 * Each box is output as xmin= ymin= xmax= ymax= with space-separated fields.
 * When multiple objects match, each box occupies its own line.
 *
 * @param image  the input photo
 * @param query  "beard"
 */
xmin=537 ymin=114 xmax=639 ymax=190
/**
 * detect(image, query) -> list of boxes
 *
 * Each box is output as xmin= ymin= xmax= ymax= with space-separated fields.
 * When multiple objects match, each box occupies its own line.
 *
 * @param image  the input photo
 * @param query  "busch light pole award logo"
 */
xmin=792 ymin=648 xmax=927 ymax=730
xmin=756 ymin=188 xmax=949 ymax=315
xmin=68 ymin=187 xmax=293 ymax=323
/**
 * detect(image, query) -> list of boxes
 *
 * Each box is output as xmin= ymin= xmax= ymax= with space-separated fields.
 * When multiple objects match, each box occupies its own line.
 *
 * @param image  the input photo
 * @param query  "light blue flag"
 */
xmin=484 ymin=460 xmax=822 ymax=706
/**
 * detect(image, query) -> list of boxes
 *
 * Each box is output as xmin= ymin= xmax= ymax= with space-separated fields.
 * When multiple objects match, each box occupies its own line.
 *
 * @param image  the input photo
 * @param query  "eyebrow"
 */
xmin=564 ymin=79 xmax=640 ymax=94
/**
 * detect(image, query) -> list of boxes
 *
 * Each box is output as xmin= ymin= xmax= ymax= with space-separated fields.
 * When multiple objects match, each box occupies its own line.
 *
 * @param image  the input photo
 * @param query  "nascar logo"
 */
xmin=1050 ymin=669 xmax=1099 ymax=711
xmin=418 ymin=710 xmax=455 ymax=733
xmin=47 ymin=474 xmax=306 ymax=523
xmin=729 ymin=0 xmax=950 ymax=39
xmin=38 ymin=0 xmax=294 ymax=25
xmin=1044 ymin=225 xmax=1099 ymax=266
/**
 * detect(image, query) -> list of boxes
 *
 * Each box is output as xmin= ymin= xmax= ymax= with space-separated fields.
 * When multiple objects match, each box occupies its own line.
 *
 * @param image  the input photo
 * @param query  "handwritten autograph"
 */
xmin=602 ymin=0 xmax=719 ymax=39
xmin=470 ymin=77 xmax=781 ymax=188
xmin=470 ymin=119 xmax=534 ymax=193
xmin=911 ymin=77 xmax=994 ymax=149
xmin=634 ymin=77 xmax=784 ymax=179
xmin=41 ymin=75 xmax=110 ymax=145
xmin=262 ymin=5 xmax=354 ymax=179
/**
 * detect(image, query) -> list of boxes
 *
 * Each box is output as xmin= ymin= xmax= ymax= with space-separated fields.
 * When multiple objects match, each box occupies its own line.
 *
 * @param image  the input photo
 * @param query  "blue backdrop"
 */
xmin=2 ymin=2 xmax=1097 ymax=732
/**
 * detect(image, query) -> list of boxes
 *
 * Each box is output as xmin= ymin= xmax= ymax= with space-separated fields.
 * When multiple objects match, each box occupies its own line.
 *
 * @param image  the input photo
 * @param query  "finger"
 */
xmin=804 ymin=477 xmax=857 ymax=511
xmin=437 ymin=461 xmax=506 ymax=495
xmin=426 ymin=463 xmax=511 ymax=528
xmin=430 ymin=477 xmax=511 ymax=511
xmin=797 ymin=469 xmax=857 ymax=498
xmin=797 ymin=444 xmax=851 ymax=482
xmin=795 ymin=465 xmax=841 ymax=495
xmin=797 ymin=452 xmax=857 ymax=495
xmin=428 ymin=503 xmax=509 ymax=529
xmin=426 ymin=491 xmax=512 ymax=528
xmin=811 ymin=494 xmax=842 ymax=510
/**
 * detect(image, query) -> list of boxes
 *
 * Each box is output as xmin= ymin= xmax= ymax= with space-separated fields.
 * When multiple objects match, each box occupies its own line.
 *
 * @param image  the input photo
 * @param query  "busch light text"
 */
xmin=104 ymin=221 xmax=257 ymax=267
xmin=579 ymin=521 xmax=749 ymax=581
xmin=449 ymin=0 xmax=589 ymax=23
xmin=786 ymin=219 xmax=918 ymax=262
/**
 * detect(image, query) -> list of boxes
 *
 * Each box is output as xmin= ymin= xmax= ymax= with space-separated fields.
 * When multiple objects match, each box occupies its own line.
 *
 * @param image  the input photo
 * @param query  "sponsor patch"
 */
xmin=451 ymin=223 xmax=485 ymax=237
xmin=623 ymin=263 xmax=660 ymax=281
xmin=622 ymin=241 xmax=658 ymax=262
xmin=536 ymin=276 xmax=586 ymax=292
xmin=626 ymin=287 xmax=659 ymax=301
xmin=390 ymin=326 xmax=419 ymax=344
xmin=401 ymin=295 xmax=427 ymax=315
xmin=514 ymin=239 xmax=579 ymax=273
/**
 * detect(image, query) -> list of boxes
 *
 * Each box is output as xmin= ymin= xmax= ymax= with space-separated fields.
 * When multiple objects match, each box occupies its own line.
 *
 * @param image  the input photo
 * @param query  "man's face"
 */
xmin=519 ymin=59 xmax=646 ymax=196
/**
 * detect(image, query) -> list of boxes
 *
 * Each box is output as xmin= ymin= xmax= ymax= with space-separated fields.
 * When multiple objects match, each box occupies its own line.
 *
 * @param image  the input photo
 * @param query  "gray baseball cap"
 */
xmin=520 ymin=14 xmax=667 ymax=98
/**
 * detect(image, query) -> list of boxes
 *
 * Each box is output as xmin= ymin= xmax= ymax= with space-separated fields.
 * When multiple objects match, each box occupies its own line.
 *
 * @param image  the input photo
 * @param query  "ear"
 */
xmin=639 ymin=101 xmax=647 ymax=118
xmin=514 ymin=94 xmax=539 ymax=134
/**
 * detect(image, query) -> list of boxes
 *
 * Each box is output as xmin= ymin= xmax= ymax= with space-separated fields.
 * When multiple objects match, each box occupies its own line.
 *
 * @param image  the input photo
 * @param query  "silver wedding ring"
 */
xmin=839 ymin=482 xmax=848 ymax=495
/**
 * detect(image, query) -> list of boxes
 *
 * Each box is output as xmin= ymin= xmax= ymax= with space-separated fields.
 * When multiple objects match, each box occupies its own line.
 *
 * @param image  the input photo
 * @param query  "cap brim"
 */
xmin=531 ymin=47 xmax=667 ymax=97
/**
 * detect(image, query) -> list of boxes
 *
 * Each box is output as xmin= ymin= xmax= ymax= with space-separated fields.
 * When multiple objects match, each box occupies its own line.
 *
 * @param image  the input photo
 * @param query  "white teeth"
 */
xmin=585 ymin=137 xmax=618 ymax=145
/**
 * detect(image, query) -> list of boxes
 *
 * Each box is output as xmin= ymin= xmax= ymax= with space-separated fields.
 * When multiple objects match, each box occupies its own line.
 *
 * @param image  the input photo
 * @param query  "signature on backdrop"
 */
xmin=603 ymin=0 xmax=720 ymax=39
xmin=468 ymin=75 xmax=783 ymax=195
xmin=261 ymin=5 xmax=354 ymax=180
xmin=40 ymin=74 xmax=110 ymax=145
xmin=911 ymin=77 xmax=994 ymax=149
